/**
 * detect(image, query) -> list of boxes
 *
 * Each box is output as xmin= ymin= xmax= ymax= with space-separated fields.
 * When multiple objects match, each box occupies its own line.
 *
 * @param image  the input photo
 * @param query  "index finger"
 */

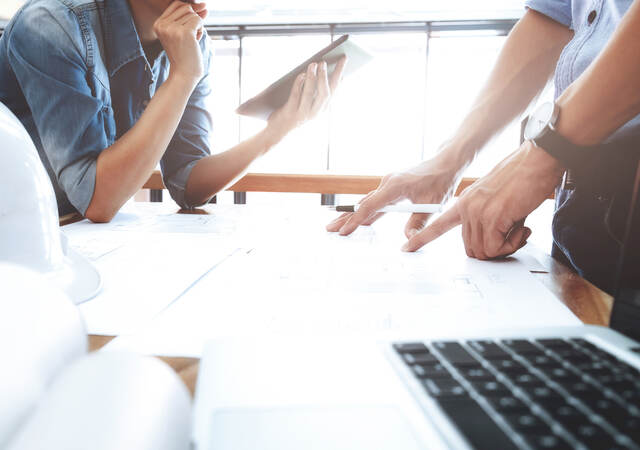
xmin=329 ymin=56 xmax=347 ymax=93
xmin=401 ymin=206 xmax=461 ymax=252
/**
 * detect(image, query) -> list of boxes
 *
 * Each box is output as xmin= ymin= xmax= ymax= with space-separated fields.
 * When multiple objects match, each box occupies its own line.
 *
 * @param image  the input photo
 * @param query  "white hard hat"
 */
xmin=0 ymin=102 xmax=101 ymax=304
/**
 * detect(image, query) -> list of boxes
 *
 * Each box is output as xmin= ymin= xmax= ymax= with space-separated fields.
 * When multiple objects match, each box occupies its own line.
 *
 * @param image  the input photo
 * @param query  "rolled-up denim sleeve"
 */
xmin=7 ymin=6 xmax=110 ymax=215
xmin=525 ymin=0 xmax=572 ymax=28
xmin=160 ymin=35 xmax=213 ymax=209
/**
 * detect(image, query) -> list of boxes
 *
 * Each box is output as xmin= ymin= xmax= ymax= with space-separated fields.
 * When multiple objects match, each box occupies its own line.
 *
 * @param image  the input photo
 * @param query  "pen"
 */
xmin=330 ymin=204 xmax=442 ymax=214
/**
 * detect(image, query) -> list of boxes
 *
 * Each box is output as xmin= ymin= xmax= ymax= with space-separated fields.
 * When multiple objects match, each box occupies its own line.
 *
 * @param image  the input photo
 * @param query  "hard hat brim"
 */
xmin=45 ymin=248 xmax=102 ymax=305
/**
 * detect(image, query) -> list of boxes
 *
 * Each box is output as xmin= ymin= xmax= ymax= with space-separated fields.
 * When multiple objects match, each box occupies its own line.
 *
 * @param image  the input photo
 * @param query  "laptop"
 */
xmin=194 ymin=163 xmax=640 ymax=450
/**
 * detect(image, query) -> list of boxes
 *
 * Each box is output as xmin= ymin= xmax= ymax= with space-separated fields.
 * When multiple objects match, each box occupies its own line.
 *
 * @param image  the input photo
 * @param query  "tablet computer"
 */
xmin=236 ymin=35 xmax=373 ymax=120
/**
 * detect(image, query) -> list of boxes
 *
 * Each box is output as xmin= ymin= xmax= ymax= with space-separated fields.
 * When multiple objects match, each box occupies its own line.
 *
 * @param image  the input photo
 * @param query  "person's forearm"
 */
xmin=555 ymin=2 xmax=640 ymax=145
xmin=85 ymin=75 xmax=196 ymax=222
xmin=442 ymin=10 xmax=572 ymax=169
xmin=183 ymin=127 xmax=282 ymax=206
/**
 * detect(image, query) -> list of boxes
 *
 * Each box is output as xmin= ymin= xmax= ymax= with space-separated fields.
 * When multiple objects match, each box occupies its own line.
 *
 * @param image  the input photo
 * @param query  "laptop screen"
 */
xmin=609 ymin=160 xmax=640 ymax=343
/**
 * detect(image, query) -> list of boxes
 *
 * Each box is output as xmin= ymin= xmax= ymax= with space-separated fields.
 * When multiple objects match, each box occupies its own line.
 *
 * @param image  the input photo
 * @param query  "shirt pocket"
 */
xmin=101 ymin=104 xmax=116 ymax=144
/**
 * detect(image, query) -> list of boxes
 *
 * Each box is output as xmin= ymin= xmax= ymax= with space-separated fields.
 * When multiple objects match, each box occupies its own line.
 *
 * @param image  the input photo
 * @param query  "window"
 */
xmin=205 ymin=24 xmax=525 ymax=179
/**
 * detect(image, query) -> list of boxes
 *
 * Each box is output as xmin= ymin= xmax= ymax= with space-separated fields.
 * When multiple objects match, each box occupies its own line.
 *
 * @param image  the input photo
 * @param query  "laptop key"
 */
xmin=486 ymin=395 xmax=530 ymax=413
xmin=536 ymin=339 xmax=574 ymax=349
xmin=504 ymin=412 xmax=550 ymax=433
xmin=435 ymin=396 xmax=518 ymax=450
xmin=608 ymin=380 xmax=640 ymax=402
xmin=507 ymin=372 xmax=546 ymax=387
xmin=608 ymin=359 xmax=640 ymax=376
xmin=553 ymin=404 xmax=588 ymax=426
xmin=502 ymin=339 xmax=544 ymax=355
xmin=523 ymin=433 xmax=572 ymax=450
xmin=458 ymin=367 xmax=496 ymax=382
xmin=560 ymin=354 xmax=594 ymax=365
xmin=472 ymin=380 xmax=510 ymax=397
xmin=402 ymin=352 xmax=439 ymax=365
xmin=467 ymin=340 xmax=512 ymax=360
xmin=557 ymin=380 xmax=601 ymax=397
xmin=563 ymin=422 xmax=618 ymax=449
xmin=433 ymin=341 xmax=479 ymax=366
xmin=549 ymin=347 xmax=583 ymax=359
xmin=411 ymin=363 xmax=452 ymax=379
xmin=393 ymin=342 xmax=428 ymax=353
xmin=618 ymin=415 xmax=640 ymax=443
xmin=423 ymin=378 xmax=468 ymax=398
xmin=572 ymin=360 xmax=609 ymax=372
xmin=521 ymin=354 xmax=560 ymax=367
xmin=539 ymin=367 xmax=580 ymax=382
xmin=490 ymin=359 xmax=529 ymax=374
xmin=589 ymin=372 xmax=629 ymax=386
xmin=582 ymin=396 xmax=632 ymax=421
xmin=520 ymin=386 xmax=564 ymax=408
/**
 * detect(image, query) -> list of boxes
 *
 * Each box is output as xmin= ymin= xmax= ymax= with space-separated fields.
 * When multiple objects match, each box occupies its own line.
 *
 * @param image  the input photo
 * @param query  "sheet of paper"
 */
xmin=64 ymin=202 xmax=247 ymax=236
xmin=105 ymin=207 xmax=580 ymax=357
xmin=64 ymin=204 xmax=243 ymax=335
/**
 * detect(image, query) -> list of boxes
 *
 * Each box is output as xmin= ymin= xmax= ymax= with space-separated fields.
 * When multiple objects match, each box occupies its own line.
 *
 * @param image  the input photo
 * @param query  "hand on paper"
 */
xmin=267 ymin=57 xmax=347 ymax=141
xmin=402 ymin=141 xmax=563 ymax=258
xmin=326 ymin=152 xmax=461 ymax=238
xmin=154 ymin=1 xmax=208 ymax=88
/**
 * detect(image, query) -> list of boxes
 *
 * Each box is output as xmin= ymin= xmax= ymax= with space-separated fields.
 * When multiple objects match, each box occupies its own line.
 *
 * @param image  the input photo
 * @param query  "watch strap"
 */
xmin=533 ymin=126 xmax=598 ymax=172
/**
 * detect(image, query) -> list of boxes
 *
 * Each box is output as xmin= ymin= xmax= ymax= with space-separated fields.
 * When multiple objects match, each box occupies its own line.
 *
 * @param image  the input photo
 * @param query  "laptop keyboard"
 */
xmin=393 ymin=338 xmax=640 ymax=450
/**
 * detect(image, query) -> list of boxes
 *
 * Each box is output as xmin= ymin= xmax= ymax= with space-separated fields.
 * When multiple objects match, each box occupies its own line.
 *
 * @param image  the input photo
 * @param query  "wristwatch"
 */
xmin=524 ymin=101 xmax=592 ymax=172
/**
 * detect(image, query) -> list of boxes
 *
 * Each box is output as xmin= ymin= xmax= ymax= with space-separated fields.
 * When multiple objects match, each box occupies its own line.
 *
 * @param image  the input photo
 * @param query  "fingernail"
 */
xmin=401 ymin=242 xmax=411 ymax=252
xmin=408 ymin=228 xmax=418 ymax=238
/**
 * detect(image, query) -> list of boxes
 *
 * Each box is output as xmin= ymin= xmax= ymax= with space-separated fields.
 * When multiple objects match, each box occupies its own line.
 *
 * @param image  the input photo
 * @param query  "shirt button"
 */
xmin=588 ymin=10 xmax=597 ymax=24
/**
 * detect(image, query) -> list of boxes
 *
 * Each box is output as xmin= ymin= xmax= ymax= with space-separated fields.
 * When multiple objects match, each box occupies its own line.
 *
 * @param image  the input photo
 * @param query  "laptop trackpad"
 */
xmin=208 ymin=405 xmax=425 ymax=450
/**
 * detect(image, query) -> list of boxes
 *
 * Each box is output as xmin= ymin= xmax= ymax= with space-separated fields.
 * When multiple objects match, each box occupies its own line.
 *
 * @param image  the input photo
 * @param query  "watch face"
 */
xmin=524 ymin=102 xmax=557 ymax=141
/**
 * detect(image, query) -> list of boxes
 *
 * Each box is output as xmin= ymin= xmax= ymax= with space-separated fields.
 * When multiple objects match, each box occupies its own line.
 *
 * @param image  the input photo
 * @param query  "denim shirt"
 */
xmin=526 ymin=0 xmax=637 ymax=293
xmin=0 ymin=0 xmax=213 ymax=216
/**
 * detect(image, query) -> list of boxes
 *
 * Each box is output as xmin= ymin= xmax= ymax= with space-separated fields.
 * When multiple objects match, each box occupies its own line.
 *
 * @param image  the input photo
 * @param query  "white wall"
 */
xmin=0 ymin=1 xmax=24 ymax=20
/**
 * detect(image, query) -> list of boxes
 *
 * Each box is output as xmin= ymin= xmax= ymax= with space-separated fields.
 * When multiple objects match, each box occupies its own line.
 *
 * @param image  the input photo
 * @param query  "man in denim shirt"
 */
xmin=330 ymin=1 xmax=640 ymax=294
xmin=0 ymin=0 xmax=344 ymax=222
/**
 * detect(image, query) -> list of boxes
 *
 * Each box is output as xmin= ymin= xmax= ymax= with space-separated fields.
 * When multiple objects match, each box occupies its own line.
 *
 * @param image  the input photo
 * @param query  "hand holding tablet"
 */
xmin=237 ymin=35 xmax=373 ymax=121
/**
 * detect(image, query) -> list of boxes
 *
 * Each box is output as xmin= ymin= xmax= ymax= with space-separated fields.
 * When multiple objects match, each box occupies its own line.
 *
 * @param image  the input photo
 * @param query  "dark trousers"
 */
xmin=551 ymin=139 xmax=639 ymax=295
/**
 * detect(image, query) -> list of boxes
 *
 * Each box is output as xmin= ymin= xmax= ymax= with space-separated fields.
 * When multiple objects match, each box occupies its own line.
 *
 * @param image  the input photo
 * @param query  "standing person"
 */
xmin=0 ymin=0 xmax=345 ymax=222
xmin=328 ymin=1 xmax=640 ymax=294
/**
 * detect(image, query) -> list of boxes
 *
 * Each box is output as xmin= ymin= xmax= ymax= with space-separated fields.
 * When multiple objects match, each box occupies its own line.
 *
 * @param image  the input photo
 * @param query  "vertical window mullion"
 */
xmin=421 ymin=22 xmax=431 ymax=161
xmin=326 ymin=26 xmax=335 ymax=172
xmin=237 ymin=33 xmax=244 ymax=145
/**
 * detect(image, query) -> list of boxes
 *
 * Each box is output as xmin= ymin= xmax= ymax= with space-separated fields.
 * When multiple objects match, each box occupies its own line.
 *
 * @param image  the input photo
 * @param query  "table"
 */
xmin=75 ymin=204 xmax=611 ymax=396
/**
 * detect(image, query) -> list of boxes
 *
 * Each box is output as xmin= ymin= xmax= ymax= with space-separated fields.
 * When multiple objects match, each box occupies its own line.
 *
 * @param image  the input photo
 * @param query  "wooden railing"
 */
xmin=142 ymin=170 xmax=479 ymax=197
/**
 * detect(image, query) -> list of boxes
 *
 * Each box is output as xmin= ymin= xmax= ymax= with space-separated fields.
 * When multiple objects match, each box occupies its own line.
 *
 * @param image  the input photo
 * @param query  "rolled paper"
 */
xmin=7 ymin=351 xmax=192 ymax=450
xmin=0 ymin=263 xmax=87 ymax=448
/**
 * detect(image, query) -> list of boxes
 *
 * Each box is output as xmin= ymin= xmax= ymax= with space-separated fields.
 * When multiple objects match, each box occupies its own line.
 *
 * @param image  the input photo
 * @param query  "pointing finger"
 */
xmin=401 ymin=206 xmax=461 ymax=252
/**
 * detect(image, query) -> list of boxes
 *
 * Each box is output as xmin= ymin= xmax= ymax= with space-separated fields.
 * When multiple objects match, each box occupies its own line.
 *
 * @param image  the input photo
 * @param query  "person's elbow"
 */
xmin=84 ymin=199 xmax=118 ymax=223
